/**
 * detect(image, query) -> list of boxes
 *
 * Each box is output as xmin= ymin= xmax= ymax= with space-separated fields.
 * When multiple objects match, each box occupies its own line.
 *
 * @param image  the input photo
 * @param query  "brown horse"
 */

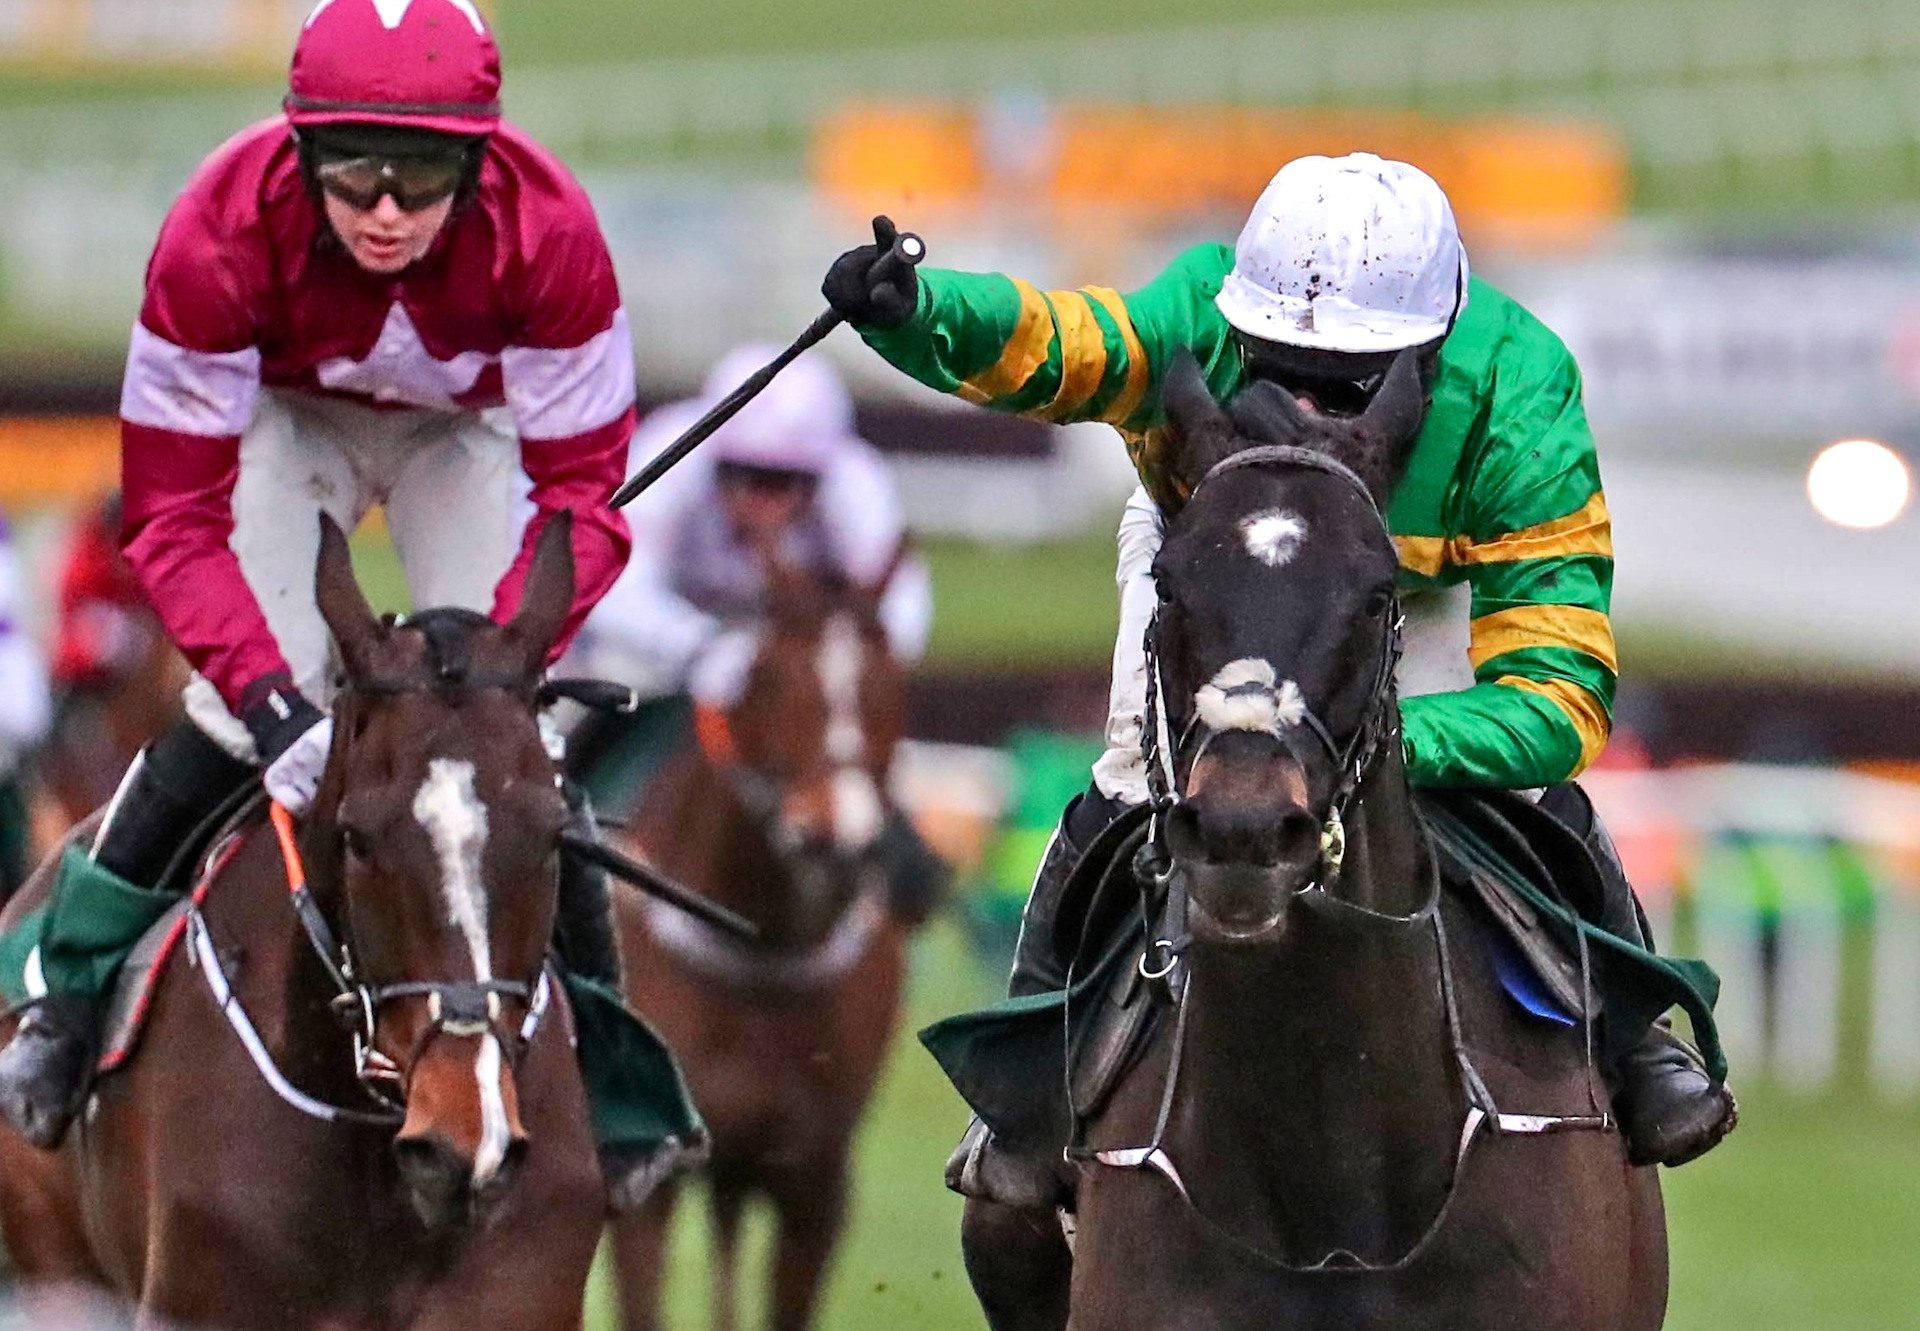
xmin=607 ymin=572 xmax=912 ymax=1331
xmin=0 ymin=516 xmax=606 ymax=1330
xmin=958 ymin=355 xmax=1668 ymax=1330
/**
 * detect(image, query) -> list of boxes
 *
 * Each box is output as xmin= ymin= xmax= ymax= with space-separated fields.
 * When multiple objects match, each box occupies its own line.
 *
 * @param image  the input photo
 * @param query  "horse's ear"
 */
xmin=314 ymin=514 xmax=380 ymax=679
xmin=1161 ymin=348 xmax=1237 ymax=488
xmin=1227 ymin=379 xmax=1318 ymax=450
xmin=506 ymin=511 xmax=576 ymax=673
xmin=1359 ymin=348 xmax=1429 ymax=454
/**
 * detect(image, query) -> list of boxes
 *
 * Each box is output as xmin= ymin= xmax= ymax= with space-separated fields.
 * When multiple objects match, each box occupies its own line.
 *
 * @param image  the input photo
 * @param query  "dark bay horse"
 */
xmin=0 ymin=515 xmax=606 ymax=1330
xmin=608 ymin=572 xmax=913 ymax=1331
xmin=962 ymin=354 xmax=1667 ymax=1330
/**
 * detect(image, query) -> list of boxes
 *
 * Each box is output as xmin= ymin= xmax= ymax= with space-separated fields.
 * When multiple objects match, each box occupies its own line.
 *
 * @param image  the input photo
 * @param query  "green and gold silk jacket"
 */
xmin=859 ymin=242 xmax=1616 ymax=789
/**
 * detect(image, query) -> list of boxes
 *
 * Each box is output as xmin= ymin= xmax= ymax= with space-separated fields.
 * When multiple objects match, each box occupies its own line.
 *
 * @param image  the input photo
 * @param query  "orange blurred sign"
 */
xmin=815 ymin=102 xmax=1627 ymax=251
xmin=0 ymin=417 xmax=117 ymax=507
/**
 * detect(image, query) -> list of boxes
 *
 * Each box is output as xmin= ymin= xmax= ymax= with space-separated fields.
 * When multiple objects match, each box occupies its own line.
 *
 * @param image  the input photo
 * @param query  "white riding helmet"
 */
xmin=702 ymin=344 xmax=858 ymax=474
xmin=1215 ymin=152 xmax=1469 ymax=355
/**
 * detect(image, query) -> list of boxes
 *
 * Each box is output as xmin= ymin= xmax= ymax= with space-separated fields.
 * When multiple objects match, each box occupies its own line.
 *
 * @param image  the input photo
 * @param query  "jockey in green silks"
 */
xmin=821 ymin=153 xmax=1736 ymax=1206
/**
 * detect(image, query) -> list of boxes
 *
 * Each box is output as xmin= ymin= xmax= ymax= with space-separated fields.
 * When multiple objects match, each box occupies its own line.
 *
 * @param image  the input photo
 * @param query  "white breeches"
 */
xmin=1090 ymin=485 xmax=1474 ymax=806
xmin=185 ymin=390 xmax=525 ymax=762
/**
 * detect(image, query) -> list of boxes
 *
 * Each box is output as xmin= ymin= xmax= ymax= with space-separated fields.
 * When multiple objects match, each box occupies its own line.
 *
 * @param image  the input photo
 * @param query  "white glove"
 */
xmin=687 ymin=627 xmax=761 ymax=708
xmin=264 ymin=716 xmax=334 ymax=816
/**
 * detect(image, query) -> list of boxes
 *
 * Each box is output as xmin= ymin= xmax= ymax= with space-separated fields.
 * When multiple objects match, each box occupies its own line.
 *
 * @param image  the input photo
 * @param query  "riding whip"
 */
xmin=559 ymin=829 xmax=761 ymax=943
xmin=609 ymin=222 xmax=925 ymax=509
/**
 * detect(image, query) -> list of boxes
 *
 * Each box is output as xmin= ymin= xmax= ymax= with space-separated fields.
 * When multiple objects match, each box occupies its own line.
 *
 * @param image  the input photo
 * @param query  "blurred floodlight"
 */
xmin=1805 ymin=439 xmax=1911 ymax=530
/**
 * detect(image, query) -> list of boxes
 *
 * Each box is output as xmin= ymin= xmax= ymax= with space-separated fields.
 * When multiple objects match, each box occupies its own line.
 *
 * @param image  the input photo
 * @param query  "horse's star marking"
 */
xmin=1240 ymin=508 xmax=1308 ymax=568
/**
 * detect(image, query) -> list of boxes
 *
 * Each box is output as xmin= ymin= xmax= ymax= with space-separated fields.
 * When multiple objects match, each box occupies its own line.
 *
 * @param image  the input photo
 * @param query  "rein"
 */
xmin=1075 ymin=442 xmax=1611 ymax=1273
xmin=645 ymin=693 xmax=891 ymax=993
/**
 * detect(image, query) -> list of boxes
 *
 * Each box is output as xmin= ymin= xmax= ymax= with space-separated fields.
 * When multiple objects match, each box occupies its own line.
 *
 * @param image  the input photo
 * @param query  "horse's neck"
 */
xmin=1176 ymin=758 xmax=1463 ymax=1265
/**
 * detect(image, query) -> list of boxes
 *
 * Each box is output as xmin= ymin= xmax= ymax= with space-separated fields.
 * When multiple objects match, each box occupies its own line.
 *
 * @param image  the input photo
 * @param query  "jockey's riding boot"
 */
xmin=947 ymin=787 xmax=1122 ymax=1208
xmin=874 ymin=809 xmax=952 ymax=927
xmin=0 ymin=720 xmax=251 ymax=1148
xmin=1542 ymin=784 xmax=1738 ymax=1168
xmin=555 ymin=780 xmax=623 ymax=990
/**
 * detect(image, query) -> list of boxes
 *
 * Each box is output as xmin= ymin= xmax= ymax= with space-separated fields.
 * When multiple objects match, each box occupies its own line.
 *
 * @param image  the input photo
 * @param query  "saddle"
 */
xmin=921 ymin=789 xmax=1727 ymax=1146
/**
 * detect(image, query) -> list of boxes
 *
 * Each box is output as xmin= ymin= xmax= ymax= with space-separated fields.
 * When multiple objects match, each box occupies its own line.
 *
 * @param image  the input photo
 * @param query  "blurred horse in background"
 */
xmin=608 ymin=565 xmax=915 ymax=1331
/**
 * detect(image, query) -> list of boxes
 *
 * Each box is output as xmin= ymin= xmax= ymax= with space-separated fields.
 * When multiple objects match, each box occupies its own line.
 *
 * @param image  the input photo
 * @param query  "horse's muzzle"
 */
xmin=1167 ymin=794 xmax=1323 ymax=941
xmin=393 ymin=1034 xmax=531 ymax=1229
xmin=394 ymin=1127 xmax=529 ymax=1228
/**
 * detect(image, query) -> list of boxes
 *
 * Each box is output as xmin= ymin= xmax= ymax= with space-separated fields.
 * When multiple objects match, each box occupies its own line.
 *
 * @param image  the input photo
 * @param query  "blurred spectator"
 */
xmin=566 ymin=345 xmax=932 ymax=809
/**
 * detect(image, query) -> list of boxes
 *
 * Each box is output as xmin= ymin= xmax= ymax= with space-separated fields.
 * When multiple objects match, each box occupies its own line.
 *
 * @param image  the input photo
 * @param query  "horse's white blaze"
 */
xmin=818 ymin=614 xmax=866 ymax=766
xmin=832 ymin=767 xmax=886 ymax=850
xmin=411 ymin=759 xmax=510 ymax=1186
xmin=817 ymin=614 xmax=884 ymax=849
xmin=472 ymin=1033 xmax=511 ymax=1185
xmin=1194 ymin=658 xmax=1308 ymax=736
xmin=1240 ymin=508 xmax=1308 ymax=567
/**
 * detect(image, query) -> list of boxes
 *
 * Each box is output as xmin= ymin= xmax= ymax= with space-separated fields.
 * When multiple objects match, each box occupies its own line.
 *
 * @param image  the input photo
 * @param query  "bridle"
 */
xmin=1138 ymin=444 xmax=1406 ymax=899
xmin=293 ymin=671 xmax=557 ymax=1116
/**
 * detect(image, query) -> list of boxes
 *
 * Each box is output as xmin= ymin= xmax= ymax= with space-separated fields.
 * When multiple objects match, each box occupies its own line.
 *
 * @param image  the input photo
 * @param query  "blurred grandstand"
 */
xmin=0 ymin=1 xmax=1916 ymax=1328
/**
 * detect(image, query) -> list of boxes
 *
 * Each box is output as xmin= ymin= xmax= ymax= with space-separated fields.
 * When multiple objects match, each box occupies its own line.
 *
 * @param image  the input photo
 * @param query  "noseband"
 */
xmin=1141 ymin=444 xmax=1405 ymax=890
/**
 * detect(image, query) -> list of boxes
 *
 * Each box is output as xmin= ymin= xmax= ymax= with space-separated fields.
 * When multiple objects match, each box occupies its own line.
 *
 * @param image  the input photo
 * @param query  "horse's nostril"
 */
xmin=498 ymin=1135 xmax=529 ymax=1179
xmin=393 ymin=1132 xmax=463 ymax=1184
xmin=1274 ymin=809 xmax=1322 ymax=867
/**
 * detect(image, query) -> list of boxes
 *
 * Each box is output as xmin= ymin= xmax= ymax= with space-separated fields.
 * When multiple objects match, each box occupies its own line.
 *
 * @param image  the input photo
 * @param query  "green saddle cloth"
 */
xmin=0 ymin=849 xmax=702 ymax=1155
xmin=920 ymin=811 xmax=1153 ymax=1149
xmin=1417 ymin=789 xmax=1727 ymax=1083
xmin=0 ymin=846 xmax=177 ymax=1007
xmin=562 ymin=971 xmax=704 ymax=1151
xmin=922 ymin=790 xmax=1729 ymax=1146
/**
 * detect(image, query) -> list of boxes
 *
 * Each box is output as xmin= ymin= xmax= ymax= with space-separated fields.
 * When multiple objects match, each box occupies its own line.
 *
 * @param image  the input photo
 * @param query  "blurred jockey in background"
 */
xmin=0 ymin=517 xmax=52 ymax=902
xmin=0 ymin=0 xmax=657 ymax=1193
xmin=567 ymin=345 xmax=945 ymax=921
xmin=50 ymin=494 xmax=157 ymax=698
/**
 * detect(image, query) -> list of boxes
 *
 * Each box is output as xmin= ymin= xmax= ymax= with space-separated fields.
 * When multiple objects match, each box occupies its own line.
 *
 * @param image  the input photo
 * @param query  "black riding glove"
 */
xmin=239 ymin=678 xmax=327 ymax=765
xmin=821 ymin=215 xmax=920 ymax=330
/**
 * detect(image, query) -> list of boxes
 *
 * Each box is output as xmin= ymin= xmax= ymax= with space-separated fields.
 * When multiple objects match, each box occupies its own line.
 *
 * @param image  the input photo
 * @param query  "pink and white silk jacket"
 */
xmin=119 ymin=116 xmax=635 ymax=714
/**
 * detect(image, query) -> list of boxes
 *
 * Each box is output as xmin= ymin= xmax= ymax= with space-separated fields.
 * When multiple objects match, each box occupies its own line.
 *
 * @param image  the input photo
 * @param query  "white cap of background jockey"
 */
xmin=701 ymin=344 xmax=859 ymax=473
xmin=1214 ymin=152 xmax=1470 ymax=354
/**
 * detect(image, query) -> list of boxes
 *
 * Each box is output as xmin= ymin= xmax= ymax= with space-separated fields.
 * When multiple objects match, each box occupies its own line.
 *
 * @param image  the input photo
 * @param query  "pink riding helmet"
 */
xmin=286 ymin=0 xmax=502 ymax=138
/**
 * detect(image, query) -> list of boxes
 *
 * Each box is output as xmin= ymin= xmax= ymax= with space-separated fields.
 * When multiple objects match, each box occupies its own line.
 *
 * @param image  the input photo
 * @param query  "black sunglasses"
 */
xmin=315 ymin=153 xmax=468 ymax=212
xmin=1239 ymin=351 xmax=1392 ymax=417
